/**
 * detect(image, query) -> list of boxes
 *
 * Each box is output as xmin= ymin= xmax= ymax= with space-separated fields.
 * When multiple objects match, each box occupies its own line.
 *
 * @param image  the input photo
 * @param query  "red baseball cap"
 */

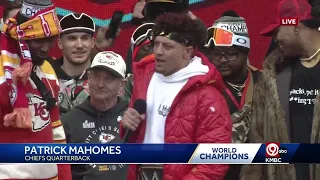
xmin=260 ymin=0 xmax=313 ymax=37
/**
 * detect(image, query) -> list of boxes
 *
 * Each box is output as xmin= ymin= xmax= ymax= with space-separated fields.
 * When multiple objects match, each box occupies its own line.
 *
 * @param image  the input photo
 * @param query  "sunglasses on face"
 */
xmin=131 ymin=23 xmax=155 ymax=46
xmin=210 ymin=49 xmax=238 ymax=61
xmin=204 ymin=27 xmax=250 ymax=49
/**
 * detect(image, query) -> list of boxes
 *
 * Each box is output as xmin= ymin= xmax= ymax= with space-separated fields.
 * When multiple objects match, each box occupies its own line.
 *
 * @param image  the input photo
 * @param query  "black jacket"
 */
xmin=62 ymin=97 xmax=128 ymax=180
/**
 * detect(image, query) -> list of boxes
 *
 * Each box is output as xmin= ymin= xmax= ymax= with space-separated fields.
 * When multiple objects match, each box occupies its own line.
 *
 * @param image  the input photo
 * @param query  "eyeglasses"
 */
xmin=204 ymin=27 xmax=250 ymax=49
xmin=131 ymin=23 xmax=155 ymax=46
xmin=210 ymin=49 xmax=238 ymax=61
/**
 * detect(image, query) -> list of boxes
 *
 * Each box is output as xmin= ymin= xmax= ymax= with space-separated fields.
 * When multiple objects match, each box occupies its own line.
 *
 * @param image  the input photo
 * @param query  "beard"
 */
xmin=32 ymin=56 xmax=47 ymax=66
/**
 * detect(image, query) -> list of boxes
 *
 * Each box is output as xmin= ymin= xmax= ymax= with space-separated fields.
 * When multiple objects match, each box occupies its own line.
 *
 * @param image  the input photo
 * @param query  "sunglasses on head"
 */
xmin=131 ymin=23 xmax=155 ymax=46
xmin=204 ymin=27 xmax=250 ymax=49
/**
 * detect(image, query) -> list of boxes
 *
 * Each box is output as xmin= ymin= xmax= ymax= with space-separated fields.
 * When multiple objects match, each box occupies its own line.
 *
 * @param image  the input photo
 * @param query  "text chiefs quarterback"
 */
xmin=62 ymin=97 xmax=128 ymax=180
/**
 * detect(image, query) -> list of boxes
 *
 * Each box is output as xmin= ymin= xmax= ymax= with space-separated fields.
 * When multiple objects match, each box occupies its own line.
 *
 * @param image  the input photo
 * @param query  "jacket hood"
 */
xmin=263 ymin=48 xmax=298 ymax=74
xmin=50 ymin=57 xmax=88 ymax=80
xmin=133 ymin=51 xmax=225 ymax=92
xmin=156 ymin=56 xmax=209 ymax=83
xmin=76 ymin=97 xmax=128 ymax=119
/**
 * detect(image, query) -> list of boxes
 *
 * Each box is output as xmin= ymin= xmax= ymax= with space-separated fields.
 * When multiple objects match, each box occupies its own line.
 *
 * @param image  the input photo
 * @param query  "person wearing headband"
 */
xmin=123 ymin=4 xmax=207 ymax=103
xmin=121 ymin=12 xmax=232 ymax=180
xmin=0 ymin=0 xmax=71 ymax=179
xmin=126 ymin=0 xmax=199 ymax=74
xmin=203 ymin=10 xmax=261 ymax=180
xmin=241 ymin=0 xmax=320 ymax=180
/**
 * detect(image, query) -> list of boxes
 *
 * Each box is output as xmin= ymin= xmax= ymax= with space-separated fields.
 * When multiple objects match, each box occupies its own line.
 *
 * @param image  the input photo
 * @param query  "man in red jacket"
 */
xmin=121 ymin=12 xmax=232 ymax=180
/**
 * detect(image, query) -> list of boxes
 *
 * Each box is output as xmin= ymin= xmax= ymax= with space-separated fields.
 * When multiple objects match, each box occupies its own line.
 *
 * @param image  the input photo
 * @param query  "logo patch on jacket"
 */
xmin=82 ymin=120 xmax=95 ymax=128
xmin=99 ymin=133 xmax=115 ymax=143
xmin=117 ymin=116 xmax=123 ymax=122
xmin=27 ymin=94 xmax=51 ymax=132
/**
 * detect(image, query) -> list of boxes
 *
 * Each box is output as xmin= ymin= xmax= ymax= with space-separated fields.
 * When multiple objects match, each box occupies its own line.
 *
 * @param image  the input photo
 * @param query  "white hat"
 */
xmin=91 ymin=51 xmax=126 ymax=78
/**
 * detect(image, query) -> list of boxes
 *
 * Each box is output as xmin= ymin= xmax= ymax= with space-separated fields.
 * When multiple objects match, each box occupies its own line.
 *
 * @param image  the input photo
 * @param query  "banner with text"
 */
xmin=0 ymin=143 xmax=315 ymax=164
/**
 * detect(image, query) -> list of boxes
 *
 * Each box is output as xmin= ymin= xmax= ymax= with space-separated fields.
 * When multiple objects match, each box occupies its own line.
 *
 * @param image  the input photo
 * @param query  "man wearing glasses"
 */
xmin=203 ymin=10 xmax=261 ymax=180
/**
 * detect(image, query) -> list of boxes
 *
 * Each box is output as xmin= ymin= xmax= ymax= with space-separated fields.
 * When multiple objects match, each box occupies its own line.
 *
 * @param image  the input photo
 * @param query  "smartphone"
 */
xmin=105 ymin=10 xmax=124 ymax=39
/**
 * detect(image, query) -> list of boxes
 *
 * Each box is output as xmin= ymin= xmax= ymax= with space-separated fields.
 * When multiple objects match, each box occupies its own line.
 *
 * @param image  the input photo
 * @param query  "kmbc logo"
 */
xmin=265 ymin=142 xmax=287 ymax=163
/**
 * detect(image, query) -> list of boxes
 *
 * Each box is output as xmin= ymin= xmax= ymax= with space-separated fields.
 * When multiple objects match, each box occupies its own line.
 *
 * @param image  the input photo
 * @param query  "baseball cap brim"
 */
xmin=89 ymin=65 xmax=124 ymax=78
xmin=260 ymin=23 xmax=280 ymax=37
xmin=61 ymin=28 xmax=95 ymax=35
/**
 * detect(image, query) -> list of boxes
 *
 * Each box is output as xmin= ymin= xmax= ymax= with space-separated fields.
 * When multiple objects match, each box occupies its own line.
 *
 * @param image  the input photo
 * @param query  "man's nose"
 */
xmin=154 ymin=45 xmax=163 ymax=56
xmin=97 ymin=79 xmax=105 ymax=88
xmin=40 ymin=42 xmax=52 ymax=53
xmin=76 ymin=38 xmax=84 ymax=48
xmin=220 ymin=55 xmax=228 ymax=63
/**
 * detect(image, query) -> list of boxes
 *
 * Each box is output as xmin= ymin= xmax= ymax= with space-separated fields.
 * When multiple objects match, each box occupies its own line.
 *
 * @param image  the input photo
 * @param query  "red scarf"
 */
xmin=1 ymin=6 xmax=61 ymax=128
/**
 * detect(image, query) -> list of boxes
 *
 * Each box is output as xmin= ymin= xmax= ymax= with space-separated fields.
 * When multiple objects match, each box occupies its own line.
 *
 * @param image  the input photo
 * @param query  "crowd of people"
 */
xmin=0 ymin=0 xmax=320 ymax=180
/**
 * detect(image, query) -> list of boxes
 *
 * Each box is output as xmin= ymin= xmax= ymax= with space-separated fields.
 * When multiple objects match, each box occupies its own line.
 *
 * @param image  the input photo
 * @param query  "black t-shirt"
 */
xmin=289 ymin=60 xmax=320 ymax=180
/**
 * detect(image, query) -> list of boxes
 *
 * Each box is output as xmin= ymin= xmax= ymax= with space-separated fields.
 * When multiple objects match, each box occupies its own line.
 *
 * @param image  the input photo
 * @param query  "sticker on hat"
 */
xmin=214 ymin=22 xmax=248 ymax=34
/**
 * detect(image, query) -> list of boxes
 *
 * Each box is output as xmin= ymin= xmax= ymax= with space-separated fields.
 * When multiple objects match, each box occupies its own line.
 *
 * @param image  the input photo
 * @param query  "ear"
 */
xmin=184 ymin=46 xmax=194 ymax=59
xmin=91 ymin=37 xmax=96 ymax=49
xmin=120 ymin=79 xmax=127 ymax=88
xmin=87 ymin=71 xmax=91 ymax=79
xmin=293 ymin=26 xmax=300 ymax=34
xmin=57 ymin=37 xmax=63 ymax=50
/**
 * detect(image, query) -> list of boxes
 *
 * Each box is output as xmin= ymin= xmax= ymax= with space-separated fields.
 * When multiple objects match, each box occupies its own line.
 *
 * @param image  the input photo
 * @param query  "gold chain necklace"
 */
xmin=300 ymin=48 xmax=320 ymax=61
xmin=226 ymin=81 xmax=245 ymax=92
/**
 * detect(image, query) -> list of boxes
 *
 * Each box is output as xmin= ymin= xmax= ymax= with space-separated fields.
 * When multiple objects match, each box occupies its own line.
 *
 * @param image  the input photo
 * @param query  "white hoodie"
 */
xmin=143 ymin=56 xmax=209 ymax=143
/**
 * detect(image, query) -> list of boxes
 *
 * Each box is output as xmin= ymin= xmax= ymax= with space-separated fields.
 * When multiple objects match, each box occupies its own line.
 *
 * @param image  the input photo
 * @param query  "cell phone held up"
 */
xmin=105 ymin=10 xmax=124 ymax=40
